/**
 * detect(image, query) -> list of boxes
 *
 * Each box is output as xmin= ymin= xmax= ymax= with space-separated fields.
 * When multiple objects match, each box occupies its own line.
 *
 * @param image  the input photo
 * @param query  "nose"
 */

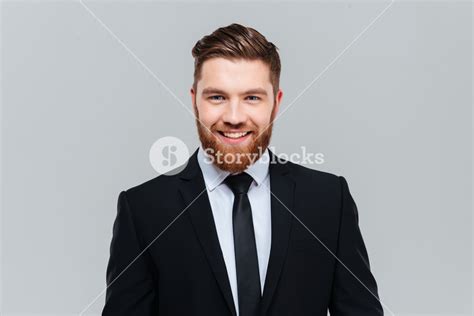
xmin=221 ymin=101 xmax=247 ymax=126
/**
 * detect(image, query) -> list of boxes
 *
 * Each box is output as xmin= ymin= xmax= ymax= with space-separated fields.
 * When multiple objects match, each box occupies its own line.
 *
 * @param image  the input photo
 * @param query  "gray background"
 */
xmin=1 ymin=0 xmax=472 ymax=315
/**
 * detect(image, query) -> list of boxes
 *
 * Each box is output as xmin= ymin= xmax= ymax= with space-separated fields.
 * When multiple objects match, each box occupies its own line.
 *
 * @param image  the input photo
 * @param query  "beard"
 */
xmin=194 ymin=104 xmax=276 ymax=174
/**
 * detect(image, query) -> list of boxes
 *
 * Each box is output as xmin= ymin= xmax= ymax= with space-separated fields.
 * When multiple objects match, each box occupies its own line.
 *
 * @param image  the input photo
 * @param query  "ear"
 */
xmin=190 ymin=86 xmax=196 ymax=104
xmin=190 ymin=87 xmax=198 ymax=117
xmin=272 ymin=89 xmax=283 ymax=119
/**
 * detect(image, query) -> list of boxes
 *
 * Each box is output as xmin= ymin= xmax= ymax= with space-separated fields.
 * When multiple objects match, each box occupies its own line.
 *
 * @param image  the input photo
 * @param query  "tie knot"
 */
xmin=224 ymin=172 xmax=254 ymax=195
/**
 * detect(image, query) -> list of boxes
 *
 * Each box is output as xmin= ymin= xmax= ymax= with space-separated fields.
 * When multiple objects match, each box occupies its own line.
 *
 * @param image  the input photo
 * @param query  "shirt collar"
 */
xmin=197 ymin=145 xmax=270 ymax=192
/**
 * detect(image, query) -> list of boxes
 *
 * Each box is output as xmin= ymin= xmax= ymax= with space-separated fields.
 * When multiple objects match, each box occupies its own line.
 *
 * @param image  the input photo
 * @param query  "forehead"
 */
xmin=197 ymin=57 xmax=272 ymax=92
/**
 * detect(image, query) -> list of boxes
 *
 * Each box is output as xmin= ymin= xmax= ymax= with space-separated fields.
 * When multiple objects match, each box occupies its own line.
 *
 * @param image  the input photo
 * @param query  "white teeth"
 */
xmin=223 ymin=132 xmax=248 ymax=139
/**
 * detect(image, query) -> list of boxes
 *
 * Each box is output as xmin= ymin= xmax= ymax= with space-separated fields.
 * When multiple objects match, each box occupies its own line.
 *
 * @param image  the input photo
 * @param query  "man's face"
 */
xmin=190 ymin=57 xmax=283 ymax=173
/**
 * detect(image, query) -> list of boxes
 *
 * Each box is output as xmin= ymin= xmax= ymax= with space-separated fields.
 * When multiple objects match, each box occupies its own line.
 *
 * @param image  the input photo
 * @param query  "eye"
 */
xmin=208 ymin=95 xmax=225 ymax=101
xmin=246 ymin=96 xmax=261 ymax=101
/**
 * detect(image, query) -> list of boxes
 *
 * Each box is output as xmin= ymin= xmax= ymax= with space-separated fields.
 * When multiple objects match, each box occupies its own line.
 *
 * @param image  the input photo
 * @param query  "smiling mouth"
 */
xmin=217 ymin=131 xmax=252 ymax=139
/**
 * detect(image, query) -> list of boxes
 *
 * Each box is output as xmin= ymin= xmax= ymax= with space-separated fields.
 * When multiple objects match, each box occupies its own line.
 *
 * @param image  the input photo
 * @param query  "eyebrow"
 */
xmin=201 ymin=87 xmax=268 ymax=97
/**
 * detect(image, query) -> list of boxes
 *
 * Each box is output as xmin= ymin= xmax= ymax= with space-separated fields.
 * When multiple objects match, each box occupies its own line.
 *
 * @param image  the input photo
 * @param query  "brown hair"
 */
xmin=191 ymin=23 xmax=281 ymax=97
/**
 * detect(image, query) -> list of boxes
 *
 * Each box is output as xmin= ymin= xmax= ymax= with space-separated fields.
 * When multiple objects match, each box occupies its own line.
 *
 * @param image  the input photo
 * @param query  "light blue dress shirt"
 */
xmin=197 ymin=145 xmax=272 ymax=316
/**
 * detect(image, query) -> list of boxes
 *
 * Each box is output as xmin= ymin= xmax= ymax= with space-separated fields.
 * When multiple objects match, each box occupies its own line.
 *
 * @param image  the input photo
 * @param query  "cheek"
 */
xmin=248 ymin=107 xmax=274 ymax=128
xmin=197 ymin=104 xmax=222 ymax=127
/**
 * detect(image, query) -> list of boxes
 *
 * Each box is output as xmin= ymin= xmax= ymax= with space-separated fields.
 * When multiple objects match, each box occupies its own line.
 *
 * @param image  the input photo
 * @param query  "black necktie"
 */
xmin=224 ymin=172 xmax=261 ymax=316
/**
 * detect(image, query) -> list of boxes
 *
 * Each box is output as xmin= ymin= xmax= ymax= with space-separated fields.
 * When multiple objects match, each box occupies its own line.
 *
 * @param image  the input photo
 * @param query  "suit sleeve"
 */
xmin=102 ymin=191 xmax=158 ymax=315
xmin=328 ymin=176 xmax=384 ymax=316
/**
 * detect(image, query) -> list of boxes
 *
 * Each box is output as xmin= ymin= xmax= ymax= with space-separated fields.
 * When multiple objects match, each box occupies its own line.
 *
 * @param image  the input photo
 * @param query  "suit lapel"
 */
xmin=178 ymin=149 xmax=237 ymax=316
xmin=260 ymin=150 xmax=295 ymax=315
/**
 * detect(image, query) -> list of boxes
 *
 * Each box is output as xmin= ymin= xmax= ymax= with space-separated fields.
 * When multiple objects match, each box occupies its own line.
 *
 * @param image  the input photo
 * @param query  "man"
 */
xmin=102 ymin=23 xmax=383 ymax=316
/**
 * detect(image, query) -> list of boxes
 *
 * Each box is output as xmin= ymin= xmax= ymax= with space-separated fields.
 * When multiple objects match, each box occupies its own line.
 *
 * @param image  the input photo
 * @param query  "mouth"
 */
xmin=216 ymin=130 xmax=253 ymax=144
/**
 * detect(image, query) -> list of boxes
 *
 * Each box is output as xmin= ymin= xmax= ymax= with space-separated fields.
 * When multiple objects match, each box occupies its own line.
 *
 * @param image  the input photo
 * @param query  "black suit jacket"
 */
xmin=102 ymin=148 xmax=383 ymax=315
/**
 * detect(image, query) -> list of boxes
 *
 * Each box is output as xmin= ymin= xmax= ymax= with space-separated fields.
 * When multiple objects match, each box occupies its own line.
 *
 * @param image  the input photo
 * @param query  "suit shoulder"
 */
xmin=281 ymin=160 xmax=348 ymax=199
xmin=284 ymin=160 xmax=341 ymax=182
xmin=124 ymin=172 xmax=179 ymax=199
xmin=115 ymin=173 xmax=183 ymax=229
xmin=118 ymin=165 xmax=186 ymax=210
